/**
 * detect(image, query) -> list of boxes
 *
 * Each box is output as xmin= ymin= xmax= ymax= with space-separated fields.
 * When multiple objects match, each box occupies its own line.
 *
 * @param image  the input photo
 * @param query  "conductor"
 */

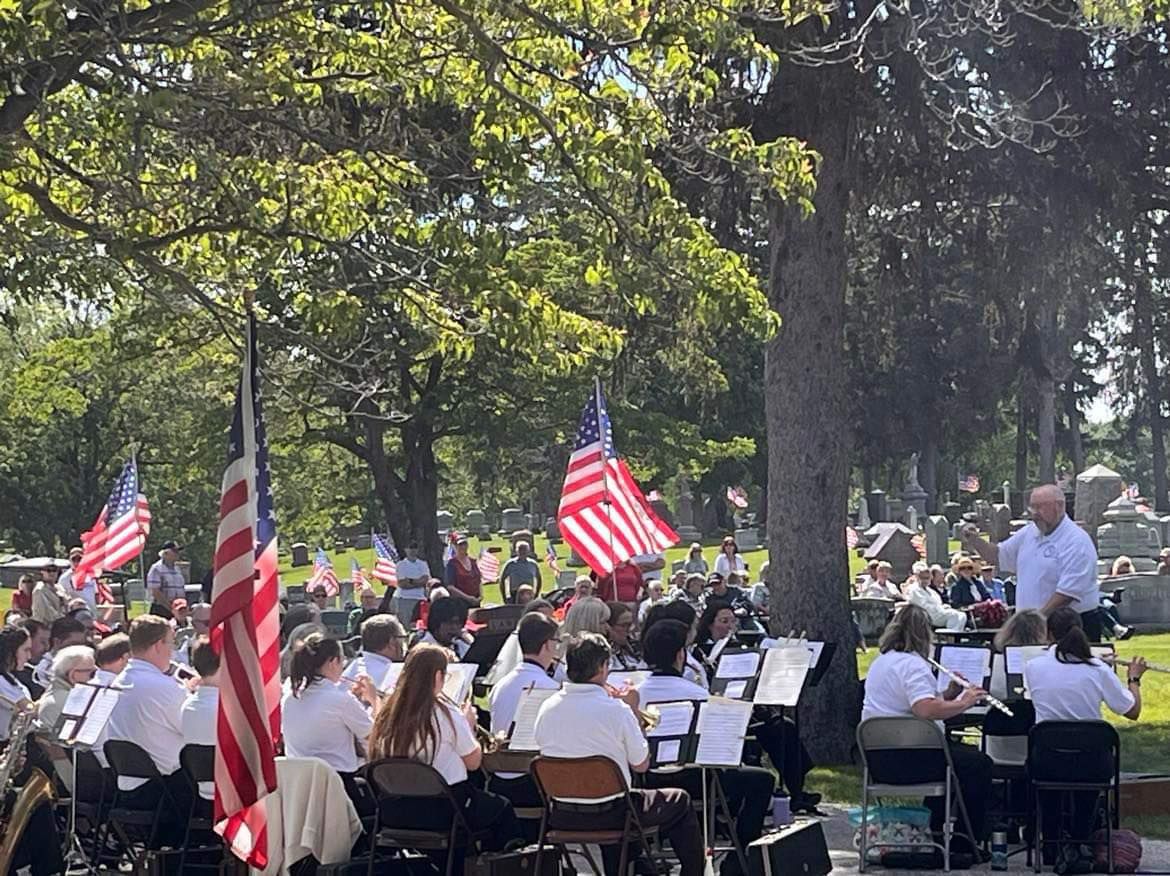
xmin=961 ymin=484 xmax=1102 ymax=640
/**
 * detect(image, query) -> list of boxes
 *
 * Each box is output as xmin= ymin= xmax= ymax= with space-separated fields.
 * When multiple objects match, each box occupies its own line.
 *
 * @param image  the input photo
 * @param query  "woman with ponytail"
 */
xmin=281 ymin=633 xmax=379 ymax=810
xmin=368 ymin=644 xmax=522 ymax=849
xmin=1024 ymin=607 xmax=1148 ymax=871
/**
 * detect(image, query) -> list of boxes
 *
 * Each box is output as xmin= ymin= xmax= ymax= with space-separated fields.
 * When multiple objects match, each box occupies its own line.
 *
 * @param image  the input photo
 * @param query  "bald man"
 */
xmin=961 ymin=484 xmax=1102 ymax=639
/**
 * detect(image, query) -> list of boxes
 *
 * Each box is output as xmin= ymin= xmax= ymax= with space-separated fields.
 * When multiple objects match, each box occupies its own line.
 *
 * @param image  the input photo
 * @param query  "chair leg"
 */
xmin=1033 ymin=789 xmax=1041 ymax=874
xmin=858 ymin=775 xmax=869 ymax=873
xmin=943 ymin=770 xmax=952 ymax=873
xmin=617 ymin=818 xmax=631 ymax=876
xmin=578 ymin=842 xmax=605 ymax=876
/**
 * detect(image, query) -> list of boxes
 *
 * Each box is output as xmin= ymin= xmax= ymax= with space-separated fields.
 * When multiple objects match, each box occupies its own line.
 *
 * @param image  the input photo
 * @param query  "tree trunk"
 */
xmin=1015 ymin=391 xmax=1029 ymax=490
xmin=402 ymin=420 xmax=444 ymax=575
xmin=1037 ymin=375 xmax=1057 ymax=485
xmin=364 ymin=417 xmax=412 ymax=552
xmin=762 ymin=62 xmax=858 ymax=765
xmin=1133 ymin=256 xmax=1169 ymax=511
xmin=922 ymin=438 xmax=939 ymax=514
xmin=1064 ymin=390 xmax=1085 ymax=475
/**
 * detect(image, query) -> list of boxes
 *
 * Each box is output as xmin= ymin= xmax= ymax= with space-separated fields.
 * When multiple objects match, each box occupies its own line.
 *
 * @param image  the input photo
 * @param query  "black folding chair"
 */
xmin=100 ymin=740 xmax=180 ymax=865
xmin=1028 ymin=720 xmax=1120 ymax=874
xmin=179 ymin=744 xmax=227 ymax=872
xmin=981 ymin=700 xmax=1035 ymax=859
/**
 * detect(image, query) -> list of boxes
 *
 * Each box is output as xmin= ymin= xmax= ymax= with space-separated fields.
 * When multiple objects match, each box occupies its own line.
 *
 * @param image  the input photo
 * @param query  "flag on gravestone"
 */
xmin=209 ymin=312 xmax=280 ymax=868
xmin=726 ymin=485 xmax=749 ymax=509
xmin=958 ymin=474 xmax=981 ymax=493
xmin=75 ymin=458 xmax=152 ymax=603
xmin=478 ymin=548 xmax=500 ymax=582
xmin=308 ymin=548 xmax=340 ymax=597
xmin=372 ymin=533 xmax=398 ymax=586
xmin=546 ymin=543 xmax=562 ymax=575
xmin=557 ymin=380 xmax=678 ymax=575
xmin=910 ymin=534 xmax=926 ymax=558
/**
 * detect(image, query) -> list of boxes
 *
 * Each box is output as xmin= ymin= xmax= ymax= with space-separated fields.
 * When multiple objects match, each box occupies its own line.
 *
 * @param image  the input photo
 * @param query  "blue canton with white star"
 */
xmin=106 ymin=460 xmax=140 ymax=522
xmin=573 ymin=386 xmax=616 ymax=458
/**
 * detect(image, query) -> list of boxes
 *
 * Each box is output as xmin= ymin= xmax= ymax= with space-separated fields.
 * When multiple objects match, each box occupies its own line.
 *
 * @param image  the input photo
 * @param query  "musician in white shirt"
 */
xmin=368 ymin=644 xmax=523 ymax=855
xmin=180 ymin=636 xmax=220 ymax=802
xmin=106 ymin=615 xmax=192 ymax=846
xmin=861 ymin=604 xmax=991 ymax=855
xmin=415 ymin=596 xmax=473 ymax=659
xmin=642 ymin=600 xmax=708 ymax=690
xmin=281 ymin=633 xmax=379 ymax=813
xmin=94 ymin=632 xmax=130 ymax=685
xmin=534 ymin=634 xmax=704 ymax=876
xmin=343 ymin=614 xmax=407 ymax=689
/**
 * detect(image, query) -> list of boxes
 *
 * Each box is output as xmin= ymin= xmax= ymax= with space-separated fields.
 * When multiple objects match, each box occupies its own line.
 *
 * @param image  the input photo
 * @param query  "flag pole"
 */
xmin=596 ymin=375 xmax=618 ymax=577
xmin=132 ymin=445 xmax=147 ymax=618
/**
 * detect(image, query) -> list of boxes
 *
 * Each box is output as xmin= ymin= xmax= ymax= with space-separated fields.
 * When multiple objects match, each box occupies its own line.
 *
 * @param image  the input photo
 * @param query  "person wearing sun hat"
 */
xmin=147 ymin=541 xmax=186 ymax=619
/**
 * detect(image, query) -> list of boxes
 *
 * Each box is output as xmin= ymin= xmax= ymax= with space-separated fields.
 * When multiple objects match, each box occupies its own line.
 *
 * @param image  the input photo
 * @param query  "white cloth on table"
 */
xmin=249 ymin=756 xmax=363 ymax=876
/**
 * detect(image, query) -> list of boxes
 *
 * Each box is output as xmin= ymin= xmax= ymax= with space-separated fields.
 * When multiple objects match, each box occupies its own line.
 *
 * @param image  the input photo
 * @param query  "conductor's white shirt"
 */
xmin=862 ymin=650 xmax=941 ymax=730
xmin=535 ymin=682 xmax=648 ymax=786
xmin=281 ymin=679 xmax=372 ymax=774
xmin=108 ymin=658 xmax=187 ymax=789
xmin=997 ymin=516 xmax=1099 ymax=613
xmin=1024 ymin=650 xmax=1134 ymax=722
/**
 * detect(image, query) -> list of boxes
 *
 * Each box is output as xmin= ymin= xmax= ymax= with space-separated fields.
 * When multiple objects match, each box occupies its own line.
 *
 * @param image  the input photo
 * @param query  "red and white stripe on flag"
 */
xmin=910 ymin=534 xmax=926 ymax=557
xmin=478 ymin=549 xmax=500 ymax=582
xmin=846 ymin=526 xmax=859 ymax=549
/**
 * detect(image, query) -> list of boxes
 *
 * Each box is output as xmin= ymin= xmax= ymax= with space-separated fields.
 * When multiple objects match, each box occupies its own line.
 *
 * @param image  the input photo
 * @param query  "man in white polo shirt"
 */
xmin=962 ymin=483 xmax=1102 ymax=639
xmin=534 ymin=633 xmax=703 ymax=876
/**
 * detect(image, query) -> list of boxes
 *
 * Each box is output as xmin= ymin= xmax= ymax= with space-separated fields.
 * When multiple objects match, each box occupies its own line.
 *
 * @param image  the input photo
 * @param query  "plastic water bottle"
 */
xmin=991 ymin=830 xmax=1008 ymax=871
xmin=772 ymin=795 xmax=792 ymax=827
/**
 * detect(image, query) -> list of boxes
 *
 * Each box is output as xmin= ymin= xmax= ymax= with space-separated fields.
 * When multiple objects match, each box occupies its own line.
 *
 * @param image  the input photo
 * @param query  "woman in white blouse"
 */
xmin=0 ymin=625 xmax=33 ymax=740
xmin=281 ymin=633 xmax=379 ymax=812
xmin=713 ymin=536 xmax=746 ymax=578
xmin=368 ymin=644 xmax=522 ymax=851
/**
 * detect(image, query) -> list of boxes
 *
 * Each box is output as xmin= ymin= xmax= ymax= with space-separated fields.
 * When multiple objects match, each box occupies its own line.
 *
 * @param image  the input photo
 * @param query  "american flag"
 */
xmin=1126 ymin=483 xmax=1140 ymax=500
xmin=209 ymin=314 xmax=280 ymax=868
xmin=309 ymin=548 xmax=340 ymax=597
xmin=443 ymin=531 xmax=458 ymax=564
xmin=846 ymin=526 xmax=859 ymax=549
xmin=726 ymin=485 xmax=749 ymax=509
xmin=478 ymin=548 xmax=500 ymax=582
xmin=75 ymin=459 xmax=151 ymax=604
xmin=556 ymin=380 xmax=678 ymax=575
xmin=351 ymin=558 xmax=367 ymax=590
xmin=910 ymin=534 xmax=926 ymax=557
xmin=546 ymin=543 xmax=562 ymax=575
xmin=372 ymin=533 xmax=398 ymax=586
xmin=959 ymin=474 xmax=981 ymax=493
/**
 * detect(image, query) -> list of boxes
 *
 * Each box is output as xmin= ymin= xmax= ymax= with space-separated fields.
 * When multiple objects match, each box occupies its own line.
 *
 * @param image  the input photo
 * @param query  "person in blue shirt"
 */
xmin=979 ymin=562 xmax=1007 ymax=603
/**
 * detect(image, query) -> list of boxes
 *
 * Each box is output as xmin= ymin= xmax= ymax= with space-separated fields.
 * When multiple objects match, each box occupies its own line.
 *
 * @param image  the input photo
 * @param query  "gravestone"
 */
xmin=567 ymin=547 xmax=586 ymax=567
xmin=701 ymin=495 xmax=722 ymax=537
xmin=867 ymin=489 xmax=888 ymax=523
xmin=545 ymin=517 xmax=562 ymax=544
xmin=354 ymin=533 xmax=372 ymax=550
xmin=973 ymin=500 xmax=993 ymax=533
xmin=557 ymin=570 xmax=578 ymax=589
xmin=862 ymin=523 xmax=919 ymax=580
xmin=526 ymin=513 xmax=541 ymax=532
xmin=339 ymin=578 xmax=355 ymax=607
xmin=436 ymin=510 xmax=454 ymax=535
xmin=856 ymin=500 xmax=872 ymax=531
xmin=924 ymin=516 xmax=949 ymax=567
xmin=734 ymin=528 xmax=760 ymax=551
xmin=1001 ymin=481 xmax=1012 ymax=507
xmin=1106 ymin=571 xmax=1170 ymax=627
xmin=904 ymin=505 xmax=919 ymax=532
xmin=852 ymin=597 xmax=896 ymax=640
xmin=291 ymin=542 xmax=310 ymax=567
xmin=499 ymin=508 xmax=526 ymax=534
xmin=886 ymin=498 xmax=905 ymax=524
xmin=676 ymin=489 xmax=702 ymax=542
xmin=465 ymin=509 xmax=489 ymax=538
xmin=649 ymin=497 xmax=675 ymax=528
xmin=901 ymin=453 xmax=929 ymax=516
xmin=951 ymin=522 xmax=966 ymax=541
xmin=1097 ymin=495 xmax=1162 ymax=571
xmin=989 ymin=504 xmax=1012 ymax=542
xmin=509 ymin=529 xmax=535 ymax=556
xmin=1074 ymin=464 xmax=1124 ymax=544
xmin=943 ymin=501 xmax=962 ymax=524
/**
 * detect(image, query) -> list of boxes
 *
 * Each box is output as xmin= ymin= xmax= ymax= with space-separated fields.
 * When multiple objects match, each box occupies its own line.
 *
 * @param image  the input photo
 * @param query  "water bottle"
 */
xmin=771 ymin=795 xmax=792 ymax=827
xmin=991 ymin=830 xmax=1008 ymax=871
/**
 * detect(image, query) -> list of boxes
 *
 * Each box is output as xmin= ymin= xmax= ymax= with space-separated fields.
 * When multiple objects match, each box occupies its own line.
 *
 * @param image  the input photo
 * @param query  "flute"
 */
xmin=1110 ymin=657 xmax=1170 ymax=674
xmin=927 ymin=656 xmax=1015 ymax=717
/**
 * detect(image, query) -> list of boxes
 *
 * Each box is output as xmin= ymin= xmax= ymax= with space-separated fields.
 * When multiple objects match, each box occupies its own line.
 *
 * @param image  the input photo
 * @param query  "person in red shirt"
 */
xmin=11 ymin=575 xmax=35 ymax=616
xmin=443 ymin=535 xmax=482 ymax=606
xmin=595 ymin=559 xmax=645 ymax=603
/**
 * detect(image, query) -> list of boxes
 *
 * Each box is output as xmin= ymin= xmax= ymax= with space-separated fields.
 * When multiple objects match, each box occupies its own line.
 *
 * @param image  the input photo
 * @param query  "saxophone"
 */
xmin=0 ymin=696 xmax=54 ymax=872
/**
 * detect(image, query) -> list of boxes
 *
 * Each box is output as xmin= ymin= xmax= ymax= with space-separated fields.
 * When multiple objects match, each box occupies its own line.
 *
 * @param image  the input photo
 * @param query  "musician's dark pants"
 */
xmin=1080 ymin=610 xmax=1103 ymax=643
xmin=486 ymin=774 xmax=543 ymax=841
xmin=751 ymin=707 xmax=811 ymax=798
xmin=868 ymin=743 xmax=991 ymax=853
xmin=547 ymin=787 xmax=704 ymax=876
xmin=9 ymin=798 xmax=64 ymax=876
xmin=1031 ymin=746 xmax=1112 ymax=848
xmin=644 ymin=765 xmax=773 ymax=876
xmin=115 ymin=771 xmax=194 ymax=848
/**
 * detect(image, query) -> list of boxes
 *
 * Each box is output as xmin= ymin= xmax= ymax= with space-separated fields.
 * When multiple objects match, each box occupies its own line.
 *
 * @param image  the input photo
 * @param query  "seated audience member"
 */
xmin=861 ymin=604 xmax=991 ymax=856
xmin=281 ymin=633 xmax=379 ymax=811
xmin=930 ymin=564 xmax=948 ymax=594
xmin=1103 ymin=557 xmax=1135 ymax=640
xmin=980 ymin=563 xmax=1007 ymax=604
xmin=348 ymin=586 xmax=383 ymax=636
xmin=417 ymin=596 xmax=473 ymax=659
xmin=606 ymin=602 xmax=639 ymax=670
xmin=859 ymin=561 xmax=902 ymax=600
xmin=534 ymin=633 xmax=704 ymax=876
xmin=444 ymin=535 xmax=483 ymax=606
xmin=181 ymin=636 xmax=220 ymax=802
xmin=707 ymin=571 xmax=745 ymax=606
xmin=854 ymin=559 xmax=881 ymax=596
xmin=95 ymin=632 xmax=131 ymax=685
xmin=31 ymin=562 xmax=66 ymax=624
xmin=643 ymin=600 xmax=707 ymax=689
xmin=13 ymin=618 xmax=49 ymax=699
xmin=12 ymin=574 xmax=35 ymax=616
xmin=683 ymin=543 xmax=708 ymax=575
xmin=560 ymin=576 xmax=594 ymax=615
xmin=343 ymin=614 xmax=407 ymax=686
xmin=1024 ymin=608 xmax=1148 ymax=872
xmin=369 ymin=644 xmax=522 ymax=851
xmin=905 ymin=562 xmax=967 ymax=632
xmin=500 ymin=541 xmax=542 ymax=603
xmin=948 ymin=556 xmax=991 ymax=608
xmin=105 ymin=615 xmax=193 ymax=845
xmin=487 ymin=613 xmax=561 ymax=821
xmin=748 ymin=561 xmax=771 ymax=613
xmin=309 ymin=583 xmax=330 ymax=614
xmin=638 ymin=620 xmax=773 ymax=876
xmin=675 ymin=573 xmax=705 ymax=609
xmin=643 ymin=578 xmax=670 ymax=624
xmin=514 ymin=583 xmax=536 ymax=607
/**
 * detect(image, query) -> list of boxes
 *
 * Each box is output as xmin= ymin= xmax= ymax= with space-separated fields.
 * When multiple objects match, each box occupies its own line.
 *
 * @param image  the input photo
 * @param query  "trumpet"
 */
xmin=604 ymin=682 xmax=661 ymax=730
xmin=927 ymin=657 xmax=1014 ymax=717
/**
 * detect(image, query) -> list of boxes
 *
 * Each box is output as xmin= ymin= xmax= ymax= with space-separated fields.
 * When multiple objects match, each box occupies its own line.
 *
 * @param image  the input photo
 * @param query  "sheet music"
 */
xmin=1005 ymin=645 xmax=1048 ymax=674
xmin=75 ymin=687 xmax=119 ymax=746
xmin=695 ymin=697 xmax=752 ymax=766
xmin=62 ymin=683 xmax=97 ymax=717
xmin=381 ymin=663 xmax=405 ymax=694
xmin=608 ymin=670 xmax=650 ymax=689
xmin=59 ymin=719 xmax=77 ymax=742
xmin=935 ymin=645 xmax=991 ymax=693
xmin=723 ymin=680 xmax=748 ymax=699
xmin=760 ymin=639 xmax=825 ymax=668
xmin=752 ymin=647 xmax=810 ymax=707
xmin=657 ymin=739 xmax=682 ymax=763
xmin=442 ymin=664 xmax=477 ymax=705
xmin=646 ymin=701 xmax=696 ymax=738
xmin=708 ymin=636 xmax=731 ymax=664
xmin=715 ymin=651 xmax=761 ymax=679
xmin=508 ymin=687 xmax=559 ymax=751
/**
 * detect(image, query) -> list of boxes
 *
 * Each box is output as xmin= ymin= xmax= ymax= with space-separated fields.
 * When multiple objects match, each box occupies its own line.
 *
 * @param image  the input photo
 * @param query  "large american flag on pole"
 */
xmin=372 ymin=533 xmax=398 ymax=586
xmin=557 ymin=380 xmax=678 ymax=575
xmin=210 ymin=313 xmax=281 ymax=868
xmin=75 ymin=459 xmax=151 ymax=601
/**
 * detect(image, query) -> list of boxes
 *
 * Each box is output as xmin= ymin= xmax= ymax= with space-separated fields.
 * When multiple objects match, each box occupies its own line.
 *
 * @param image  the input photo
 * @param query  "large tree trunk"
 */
xmin=1036 ymin=375 xmax=1057 ymax=485
xmin=1015 ymin=391 xmax=1029 ymax=491
xmin=402 ymin=420 xmax=444 ymax=574
xmin=922 ymin=437 xmax=939 ymax=513
xmin=1133 ymin=249 xmax=1169 ymax=511
xmin=762 ymin=62 xmax=858 ymax=765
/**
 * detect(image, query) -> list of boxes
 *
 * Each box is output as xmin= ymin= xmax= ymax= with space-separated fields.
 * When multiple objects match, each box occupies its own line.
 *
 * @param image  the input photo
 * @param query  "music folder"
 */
xmin=709 ymin=648 xmax=762 ymax=700
xmin=752 ymin=646 xmax=810 ymax=707
xmin=55 ymin=681 xmax=121 ymax=748
xmin=645 ymin=700 xmax=701 ymax=768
